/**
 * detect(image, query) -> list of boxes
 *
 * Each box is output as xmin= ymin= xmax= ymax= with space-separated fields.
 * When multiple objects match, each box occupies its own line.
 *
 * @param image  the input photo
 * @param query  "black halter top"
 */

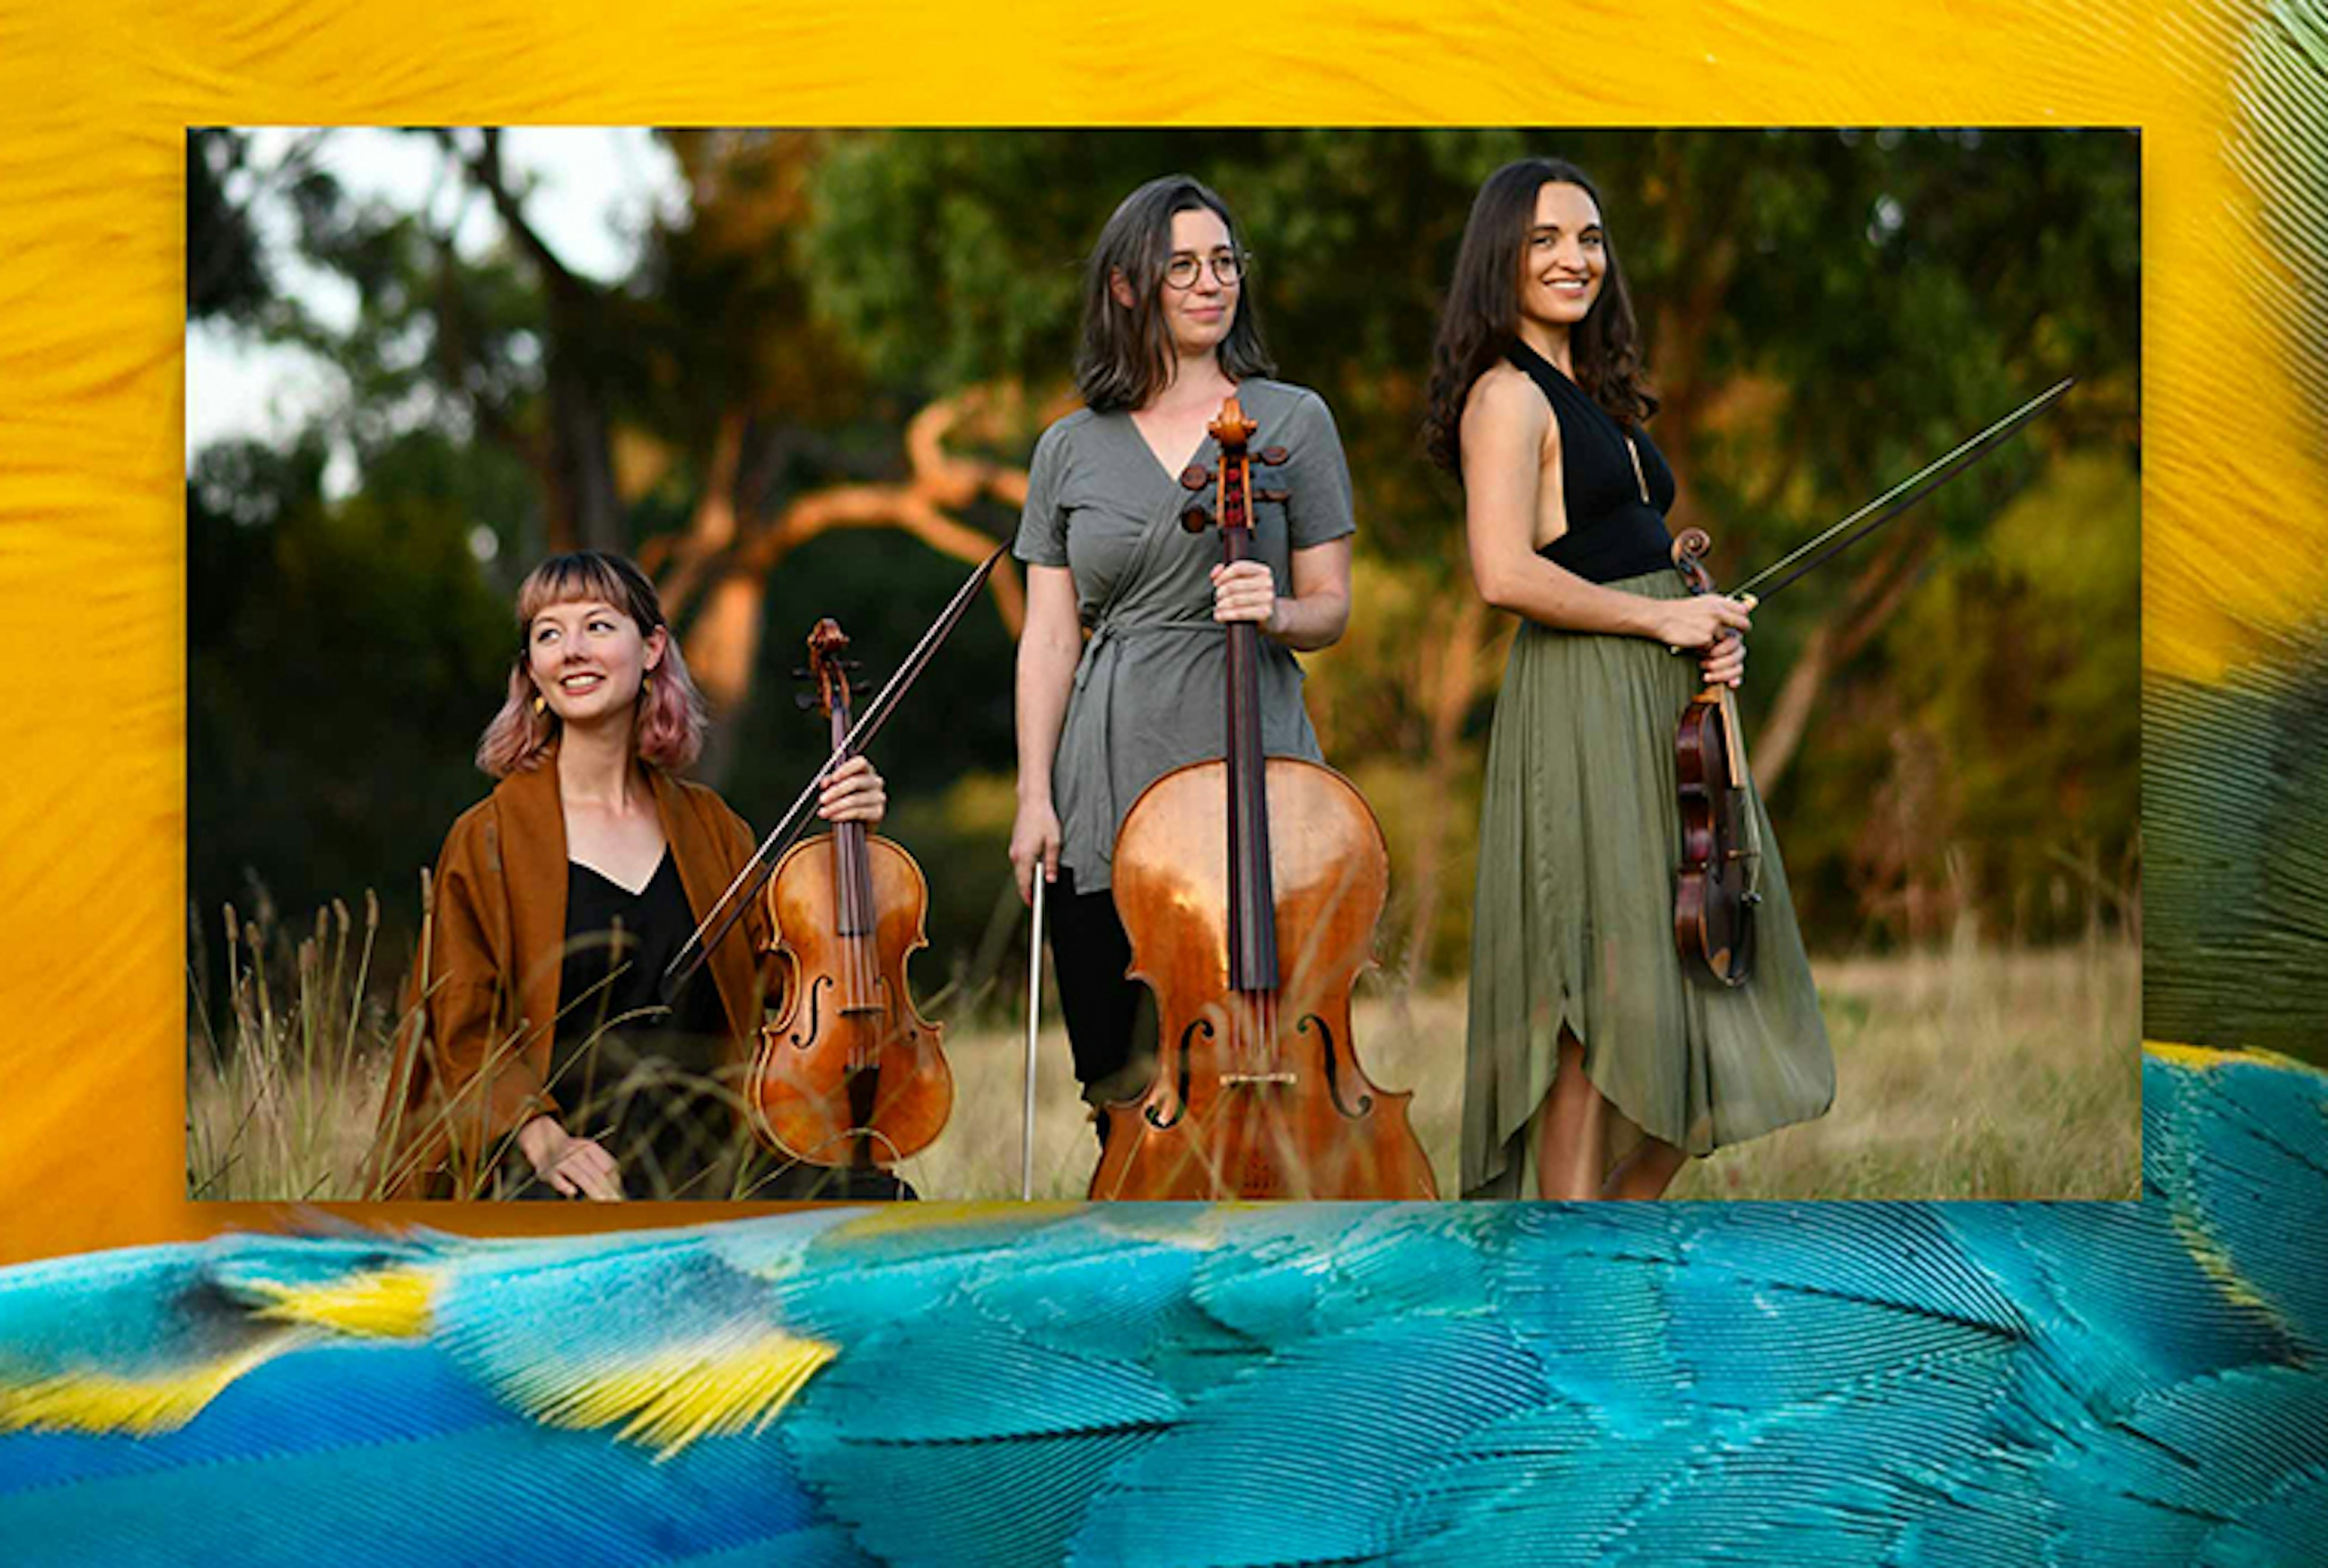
xmin=1506 ymin=339 xmax=1677 ymax=584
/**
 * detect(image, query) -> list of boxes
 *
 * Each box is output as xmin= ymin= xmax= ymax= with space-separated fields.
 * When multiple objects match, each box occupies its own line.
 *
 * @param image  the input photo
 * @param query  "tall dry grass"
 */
xmin=188 ymin=892 xmax=2138 ymax=1204
xmin=910 ymin=934 xmax=2139 ymax=1202
xmin=187 ymin=893 xmax=393 ymax=1201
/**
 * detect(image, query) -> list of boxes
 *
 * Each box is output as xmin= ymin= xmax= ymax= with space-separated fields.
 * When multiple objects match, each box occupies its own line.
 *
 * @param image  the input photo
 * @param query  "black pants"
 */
xmin=1046 ymin=867 xmax=1157 ymax=1102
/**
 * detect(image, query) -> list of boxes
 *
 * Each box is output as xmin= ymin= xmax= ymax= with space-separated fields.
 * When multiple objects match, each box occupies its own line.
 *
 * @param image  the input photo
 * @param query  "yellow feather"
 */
xmin=2144 ymin=1041 xmax=2323 ymax=1076
xmin=513 ymin=1329 xmax=838 ymax=1461
xmin=247 ymin=1267 xmax=437 ymax=1339
xmin=0 ymin=1335 xmax=298 ymax=1437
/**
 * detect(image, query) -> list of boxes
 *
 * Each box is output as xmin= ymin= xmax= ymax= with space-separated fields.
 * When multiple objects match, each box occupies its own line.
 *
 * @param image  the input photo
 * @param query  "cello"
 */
xmin=1090 ymin=396 xmax=1439 ymax=1201
xmin=750 ymin=619 xmax=952 ymax=1173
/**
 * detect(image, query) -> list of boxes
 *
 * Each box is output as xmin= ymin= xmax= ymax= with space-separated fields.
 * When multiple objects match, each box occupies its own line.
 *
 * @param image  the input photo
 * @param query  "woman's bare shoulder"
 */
xmin=1461 ymin=361 xmax=1554 ymax=450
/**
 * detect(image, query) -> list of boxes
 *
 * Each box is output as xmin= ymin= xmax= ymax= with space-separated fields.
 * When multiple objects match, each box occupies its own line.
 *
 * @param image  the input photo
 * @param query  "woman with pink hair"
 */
xmin=374 ymin=551 xmax=889 ymax=1201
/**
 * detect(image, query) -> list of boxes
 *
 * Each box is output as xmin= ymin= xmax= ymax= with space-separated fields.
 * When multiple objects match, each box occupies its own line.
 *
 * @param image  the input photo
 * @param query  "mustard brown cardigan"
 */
xmin=372 ymin=752 xmax=771 ymax=1199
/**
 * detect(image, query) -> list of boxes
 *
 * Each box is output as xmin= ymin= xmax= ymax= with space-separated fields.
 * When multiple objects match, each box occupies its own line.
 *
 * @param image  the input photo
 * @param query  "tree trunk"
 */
xmin=680 ymin=386 xmax=1033 ymax=788
xmin=443 ymin=128 xmax=623 ymax=554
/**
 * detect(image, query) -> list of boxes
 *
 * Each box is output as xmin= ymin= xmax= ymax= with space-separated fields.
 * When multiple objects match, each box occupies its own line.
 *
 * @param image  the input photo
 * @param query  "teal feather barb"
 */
xmin=0 ymin=1049 xmax=2322 ymax=1566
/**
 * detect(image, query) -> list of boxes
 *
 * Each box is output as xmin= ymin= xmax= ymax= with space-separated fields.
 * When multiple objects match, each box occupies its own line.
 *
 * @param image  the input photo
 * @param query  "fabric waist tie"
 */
xmin=1068 ymin=616 xmax=1220 ymax=867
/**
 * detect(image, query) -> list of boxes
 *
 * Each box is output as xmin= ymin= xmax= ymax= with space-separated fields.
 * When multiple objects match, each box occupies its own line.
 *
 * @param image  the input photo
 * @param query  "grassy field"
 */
xmin=909 ymin=936 xmax=2141 ymax=1202
xmin=190 ymin=929 xmax=2139 ymax=1204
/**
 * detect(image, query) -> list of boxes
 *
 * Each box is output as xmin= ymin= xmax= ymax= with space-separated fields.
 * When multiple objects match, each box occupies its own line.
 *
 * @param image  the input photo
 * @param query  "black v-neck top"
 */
xmin=1507 ymin=339 xmax=1678 ymax=584
xmin=557 ymin=850 xmax=726 ymax=1051
xmin=548 ymin=849 xmax=734 ymax=1197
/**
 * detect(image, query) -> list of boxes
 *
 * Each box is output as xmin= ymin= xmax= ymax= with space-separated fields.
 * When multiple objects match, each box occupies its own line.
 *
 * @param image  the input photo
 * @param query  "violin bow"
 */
xmin=1023 ymin=874 xmax=1044 ymax=1202
xmin=1728 ymin=377 xmax=2075 ymax=606
xmin=660 ymin=541 xmax=1011 ymax=1004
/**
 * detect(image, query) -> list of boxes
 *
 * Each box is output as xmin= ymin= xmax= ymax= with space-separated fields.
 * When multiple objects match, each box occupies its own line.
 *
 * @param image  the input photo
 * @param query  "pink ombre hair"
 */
xmin=474 ymin=551 xmax=710 ymax=778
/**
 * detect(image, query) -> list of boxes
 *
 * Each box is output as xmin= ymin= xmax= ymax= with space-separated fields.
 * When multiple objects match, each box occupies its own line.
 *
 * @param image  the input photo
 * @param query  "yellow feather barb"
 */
xmin=515 ymin=1329 xmax=839 ymax=1461
xmin=0 ymin=1336 xmax=296 ymax=1438
xmin=2144 ymin=1041 xmax=2324 ymax=1077
xmin=247 ymin=1266 xmax=437 ymax=1338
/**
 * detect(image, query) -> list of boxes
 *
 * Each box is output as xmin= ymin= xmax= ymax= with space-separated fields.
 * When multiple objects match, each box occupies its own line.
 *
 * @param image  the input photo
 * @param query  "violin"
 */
xmin=1090 ymin=396 xmax=1439 ymax=1200
xmin=1671 ymin=528 xmax=1761 ymax=988
xmin=750 ymin=619 xmax=952 ymax=1170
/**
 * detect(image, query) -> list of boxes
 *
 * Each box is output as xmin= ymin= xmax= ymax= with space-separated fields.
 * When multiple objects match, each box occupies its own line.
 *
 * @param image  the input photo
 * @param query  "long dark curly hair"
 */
xmin=1422 ymin=158 xmax=1657 ymax=477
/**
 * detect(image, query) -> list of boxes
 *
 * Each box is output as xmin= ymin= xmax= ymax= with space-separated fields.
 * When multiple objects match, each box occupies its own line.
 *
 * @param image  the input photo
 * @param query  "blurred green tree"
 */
xmin=189 ymin=128 xmax=2138 ymax=995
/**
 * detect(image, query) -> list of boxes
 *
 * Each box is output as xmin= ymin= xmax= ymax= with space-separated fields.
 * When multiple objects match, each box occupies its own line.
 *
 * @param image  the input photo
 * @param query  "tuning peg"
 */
xmin=790 ymin=665 xmax=811 ymax=679
xmin=1182 ymin=504 xmax=1214 ymax=533
xmin=1254 ymin=446 xmax=1289 ymax=466
xmin=794 ymin=692 xmax=820 ymax=712
xmin=1254 ymin=487 xmax=1289 ymax=505
xmin=1179 ymin=464 xmax=1212 ymax=492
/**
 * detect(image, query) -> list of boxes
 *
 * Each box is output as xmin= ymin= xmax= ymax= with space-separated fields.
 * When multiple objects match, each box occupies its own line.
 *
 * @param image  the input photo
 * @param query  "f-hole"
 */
xmin=1147 ymin=1017 xmax=1209 ymax=1129
xmin=1302 ymin=1015 xmax=1372 ymax=1119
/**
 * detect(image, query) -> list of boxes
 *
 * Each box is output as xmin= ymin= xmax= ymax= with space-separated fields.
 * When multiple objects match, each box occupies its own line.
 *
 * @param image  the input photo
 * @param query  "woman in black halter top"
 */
xmin=1424 ymin=159 xmax=1834 ymax=1200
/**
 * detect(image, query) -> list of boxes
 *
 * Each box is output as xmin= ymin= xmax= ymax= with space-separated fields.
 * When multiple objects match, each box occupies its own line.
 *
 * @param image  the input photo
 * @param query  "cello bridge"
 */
xmin=1221 ymin=1072 xmax=1297 ymax=1087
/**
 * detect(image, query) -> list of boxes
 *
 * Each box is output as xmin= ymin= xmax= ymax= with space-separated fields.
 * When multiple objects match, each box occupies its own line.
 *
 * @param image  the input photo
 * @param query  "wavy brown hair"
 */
xmin=1422 ymin=158 xmax=1657 ymax=476
xmin=1075 ymin=175 xmax=1275 ymax=413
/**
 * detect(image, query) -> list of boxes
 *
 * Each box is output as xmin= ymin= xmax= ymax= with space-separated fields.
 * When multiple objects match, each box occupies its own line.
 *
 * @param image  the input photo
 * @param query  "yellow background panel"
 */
xmin=0 ymin=1 xmax=2295 ymax=1263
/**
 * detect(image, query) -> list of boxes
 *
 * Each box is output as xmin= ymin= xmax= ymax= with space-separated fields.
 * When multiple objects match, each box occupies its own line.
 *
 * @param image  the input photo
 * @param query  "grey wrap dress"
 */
xmin=1014 ymin=378 xmax=1357 ymax=894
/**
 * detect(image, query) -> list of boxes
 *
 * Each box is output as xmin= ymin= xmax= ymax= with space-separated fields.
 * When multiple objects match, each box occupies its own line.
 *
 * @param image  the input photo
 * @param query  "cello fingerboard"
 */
xmin=1217 ymin=415 xmax=1280 ymax=994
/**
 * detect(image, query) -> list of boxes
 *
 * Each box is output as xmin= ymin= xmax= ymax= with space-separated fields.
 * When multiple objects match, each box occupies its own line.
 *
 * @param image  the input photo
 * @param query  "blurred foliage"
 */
xmin=189 ymin=128 xmax=2139 ymax=1025
xmin=187 ymin=130 xmax=270 ymax=324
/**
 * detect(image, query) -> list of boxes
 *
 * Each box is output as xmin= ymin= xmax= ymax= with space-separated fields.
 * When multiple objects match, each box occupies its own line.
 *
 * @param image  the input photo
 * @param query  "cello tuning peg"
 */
xmin=1255 ymin=445 xmax=1290 ymax=465
xmin=794 ymin=692 xmax=820 ymax=712
xmin=1182 ymin=504 xmax=1215 ymax=533
xmin=1254 ymin=487 xmax=1290 ymax=504
xmin=791 ymin=665 xmax=811 ymax=679
xmin=1179 ymin=464 xmax=1212 ymax=492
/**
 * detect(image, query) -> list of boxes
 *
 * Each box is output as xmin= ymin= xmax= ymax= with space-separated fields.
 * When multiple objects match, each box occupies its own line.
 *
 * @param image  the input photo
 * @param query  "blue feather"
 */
xmin=2 ymin=1052 xmax=2323 ymax=1566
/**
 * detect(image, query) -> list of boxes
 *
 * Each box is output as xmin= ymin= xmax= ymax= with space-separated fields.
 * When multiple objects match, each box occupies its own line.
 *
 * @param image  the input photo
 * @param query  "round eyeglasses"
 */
xmin=1164 ymin=251 xmax=1247 ymax=290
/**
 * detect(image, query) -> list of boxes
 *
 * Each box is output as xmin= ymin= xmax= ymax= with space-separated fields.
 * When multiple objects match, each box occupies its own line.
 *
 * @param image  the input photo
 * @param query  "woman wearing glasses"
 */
xmin=1424 ymin=158 xmax=1831 ymax=1201
xmin=1009 ymin=174 xmax=1357 ymax=1133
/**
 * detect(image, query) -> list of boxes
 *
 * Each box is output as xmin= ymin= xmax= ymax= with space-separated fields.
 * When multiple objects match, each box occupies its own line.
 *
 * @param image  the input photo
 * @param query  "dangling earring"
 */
xmin=642 ymin=671 xmax=655 ymax=701
xmin=532 ymin=693 xmax=547 ymax=717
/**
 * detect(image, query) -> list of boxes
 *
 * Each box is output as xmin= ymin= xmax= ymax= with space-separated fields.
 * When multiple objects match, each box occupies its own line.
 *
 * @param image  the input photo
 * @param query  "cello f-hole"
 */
xmin=1146 ymin=1016 xmax=1209 ymax=1130
xmin=1302 ymin=1013 xmax=1373 ymax=1120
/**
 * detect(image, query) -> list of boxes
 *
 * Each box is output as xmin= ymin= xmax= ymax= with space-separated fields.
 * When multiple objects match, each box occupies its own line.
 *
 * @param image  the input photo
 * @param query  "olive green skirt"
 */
xmin=1461 ymin=570 xmax=1834 ymax=1198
